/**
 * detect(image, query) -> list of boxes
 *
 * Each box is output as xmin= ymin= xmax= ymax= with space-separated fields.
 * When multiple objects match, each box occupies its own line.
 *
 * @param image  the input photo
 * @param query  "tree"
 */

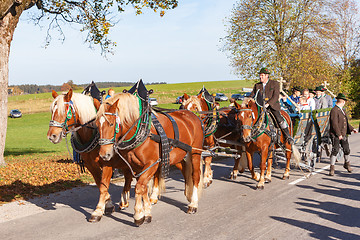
xmin=323 ymin=0 xmax=360 ymax=98
xmin=222 ymin=0 xmax=330 ymax=84
xmin=349 ymin=59 xmax=360 ymax=118
xmin=0 ymin=0 xmax=178 ymax=166
xmin=286 ymin=42 xmax=336 ymax=89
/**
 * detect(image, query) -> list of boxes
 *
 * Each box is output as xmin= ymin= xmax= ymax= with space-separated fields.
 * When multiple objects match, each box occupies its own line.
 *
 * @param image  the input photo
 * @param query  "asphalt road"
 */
xmin=1 ymin=134 xmax=360 ymax=240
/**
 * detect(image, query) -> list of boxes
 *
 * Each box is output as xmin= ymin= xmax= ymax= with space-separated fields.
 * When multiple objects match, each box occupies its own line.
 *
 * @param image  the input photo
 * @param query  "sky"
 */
xmin=8 ymin=0 xmax=238 ymax=86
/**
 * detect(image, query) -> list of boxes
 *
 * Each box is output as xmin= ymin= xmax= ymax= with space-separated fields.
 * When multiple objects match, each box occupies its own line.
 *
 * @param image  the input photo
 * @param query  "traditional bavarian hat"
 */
xmin=336 ymin=93 xmax=347 ymax=101
xmin=315 ymin=85 xmax=326 ymax=91
xmin=309 ymin=88 xmax=316 ymax=95
xmin=258 ymin=67 xmax=270 ymax=74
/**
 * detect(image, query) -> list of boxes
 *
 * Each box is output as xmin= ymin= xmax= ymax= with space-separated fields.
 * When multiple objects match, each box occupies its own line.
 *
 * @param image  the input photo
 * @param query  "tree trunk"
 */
xmin=0 ymin=3 xmax=22 ymax=166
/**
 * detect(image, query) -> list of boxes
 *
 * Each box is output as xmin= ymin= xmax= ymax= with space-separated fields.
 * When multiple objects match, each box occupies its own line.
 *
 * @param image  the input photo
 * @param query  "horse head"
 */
xmin=96 ymin=99 xmax=120 ymax=161
xmin=96 ymin=93 xmax=140 ymax=161
xmin=182 ymin=92 xmax=209 ymax=114
xmin=48 ymin=89 xmax=98 ymax=144
xmin=47 ymin=89 xmax=76 ymax=143
xmin=234 ymin=98 xmax=257 ymax=143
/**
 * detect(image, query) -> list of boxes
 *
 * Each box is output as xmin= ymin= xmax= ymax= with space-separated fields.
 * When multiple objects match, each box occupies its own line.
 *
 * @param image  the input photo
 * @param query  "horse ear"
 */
xmin=247 ymin=99 xmax=254 ymax=108
xmin=109 ymin=99 xmax=119 ymax=113
xmin=52 ymin=90 xmax=58 ymax=99
xmin=184 ymin=93 xmax=189 ymax=100
xmin=64 ymin=89 xmax=73 ymax=102
xmin=93 ymin=98 xmax=101 ymax=111
xmin=233 ymin=100 xmax=241 ymax=109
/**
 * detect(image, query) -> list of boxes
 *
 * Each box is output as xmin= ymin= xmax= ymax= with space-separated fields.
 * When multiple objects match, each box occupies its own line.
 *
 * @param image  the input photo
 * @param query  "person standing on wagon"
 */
xmin=329 ymin=93 xmax=358 ymax=176
xmin=250 ymin=67 xmax=294 ymax=144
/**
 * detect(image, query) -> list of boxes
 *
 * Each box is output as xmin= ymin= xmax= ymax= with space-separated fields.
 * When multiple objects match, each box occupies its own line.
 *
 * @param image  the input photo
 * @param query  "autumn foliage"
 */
xmin=0 ymin=154 xmax=92 ymax=205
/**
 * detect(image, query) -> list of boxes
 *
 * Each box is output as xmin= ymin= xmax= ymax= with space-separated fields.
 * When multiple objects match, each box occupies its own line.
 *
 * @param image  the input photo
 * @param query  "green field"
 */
xmin=5 ymin=112 xmax=68 ymax=157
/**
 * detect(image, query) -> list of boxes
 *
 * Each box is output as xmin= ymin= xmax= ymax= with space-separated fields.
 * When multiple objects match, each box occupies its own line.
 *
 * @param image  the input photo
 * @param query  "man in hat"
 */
xmin=314 ymin=86 xmax=329 ymax=109
xmin=329 ymin=93 xmax=358 ymax=176
xmin=250 ymin=67 xmax=294 ymax=144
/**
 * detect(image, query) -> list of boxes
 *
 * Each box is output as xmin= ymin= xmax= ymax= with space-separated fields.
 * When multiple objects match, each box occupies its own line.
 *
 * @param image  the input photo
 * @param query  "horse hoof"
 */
xmin=119 ymin=203 xmax=129 ymax=210
xmin=265 ymin=178 xmax=271 ymax=183
xmin=256 ymin=185 xmax=264 ymax=190
xmin=282 ymin=175 xmax=290 ymax=180
xmin=134 ymin=216 xmax=145 ymax=226
xmin=105 ymin=205 xmax=115 ymax=215
xmin=89 ymin=215 xmax=102 ymax=223
xmin=187 ymin=206 xmax=197 ymax=214
xmin=144 ymin=216 xmax=152 ymax=223
xmin=150 ymin=199 xmax=158 ymax=205
xmin=239 ymin=168 xmax=245 ymax=174
xmin=230 ymin=174 xmax=237 ymax=180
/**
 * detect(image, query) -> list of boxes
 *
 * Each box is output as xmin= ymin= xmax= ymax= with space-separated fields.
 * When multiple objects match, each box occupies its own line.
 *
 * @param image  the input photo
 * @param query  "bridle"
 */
xmin=49 ymin=101 xmax=78 ymax=137
xmin=238 ymin=108 xmax=256 ymax=130
xmin=98 ymin=112 xmax=122 ymax=146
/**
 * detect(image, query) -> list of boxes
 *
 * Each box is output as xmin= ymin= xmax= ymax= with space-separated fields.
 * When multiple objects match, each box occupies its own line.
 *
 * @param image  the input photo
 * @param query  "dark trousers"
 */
xmin=330 ymin=133 xmax=350 ymax=156
xmin=268 ymin=107 xmax=284 ymax=127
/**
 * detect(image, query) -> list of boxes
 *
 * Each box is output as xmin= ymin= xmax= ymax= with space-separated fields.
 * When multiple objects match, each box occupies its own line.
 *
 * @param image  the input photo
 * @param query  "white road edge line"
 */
xmin=289 ymin=165 xmax=330 ymax=185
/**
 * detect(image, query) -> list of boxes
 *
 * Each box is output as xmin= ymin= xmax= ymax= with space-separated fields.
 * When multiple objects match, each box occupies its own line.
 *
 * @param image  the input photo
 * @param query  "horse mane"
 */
xmin=97 ymin=93 xmax=140 ymax=128
xmin=241 ymin=97 xmax=254 ymax=107
xmin=183 ymin=95 xmax=203 ymax=111
xmin=51 ymin=93 xmax=97 ymax=124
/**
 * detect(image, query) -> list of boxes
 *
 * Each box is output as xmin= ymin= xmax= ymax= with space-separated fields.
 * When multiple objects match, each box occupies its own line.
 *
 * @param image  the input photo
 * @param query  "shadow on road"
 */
xmin=272 ymin=174 xmax=360 ymax=239
xmin=271 ymin=216 xmax=360 ymax=240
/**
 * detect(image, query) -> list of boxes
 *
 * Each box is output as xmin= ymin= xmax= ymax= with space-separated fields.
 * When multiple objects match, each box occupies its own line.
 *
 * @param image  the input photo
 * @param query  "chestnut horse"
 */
xmin=47 ymin=89 xmax=133 ymax=222
xmin=95 ymin=93 xmax=204 ymax=226
xmin=233 ymin=98 xmax=301 ymax=189
xmin=182 ymin=92 xmax=247 ymax=186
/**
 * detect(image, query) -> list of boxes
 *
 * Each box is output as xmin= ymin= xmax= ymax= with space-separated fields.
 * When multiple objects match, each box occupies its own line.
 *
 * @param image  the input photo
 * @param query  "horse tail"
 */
xmin=158 ymin=174 xmax=166 ymax=196
xmin=147 ymin=168 xmax=166 ymax=199
xmin=184 ymin=152 xmax=204 ymax=202
xmin=291 ymin=144 xmax=301 ymax=167
xmin=184 ymin=153 xmax=193 ymax=202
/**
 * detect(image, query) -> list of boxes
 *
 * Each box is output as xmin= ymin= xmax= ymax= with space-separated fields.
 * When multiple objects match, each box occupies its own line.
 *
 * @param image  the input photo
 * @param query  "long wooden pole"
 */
xmin=323 ymin=81 xmax=336 ymax=98
xmin=278 ymin=77 xmax=301 ymax=111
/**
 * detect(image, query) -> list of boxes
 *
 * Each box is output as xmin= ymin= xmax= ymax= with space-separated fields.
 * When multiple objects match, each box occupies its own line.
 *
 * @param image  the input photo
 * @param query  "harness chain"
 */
xmin=151 ymin=113 xmax=171 ymax=178
xmin=71 ymin=130 xmax=100 ymax=153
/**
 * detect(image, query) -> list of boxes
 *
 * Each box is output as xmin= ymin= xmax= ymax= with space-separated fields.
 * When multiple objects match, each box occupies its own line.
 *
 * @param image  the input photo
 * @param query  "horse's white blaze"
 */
xmin=99 ymin=116 xmax=105 ymax=128
xmin=252 ymin=112 xmax=255 ymax=119
xmin=52 ymin=105 xmax=58 ymax=119
xmin=188 ymin=102 xmax=193 ymax=109
xmin=241 ymin=112 xmax=245 ymax=118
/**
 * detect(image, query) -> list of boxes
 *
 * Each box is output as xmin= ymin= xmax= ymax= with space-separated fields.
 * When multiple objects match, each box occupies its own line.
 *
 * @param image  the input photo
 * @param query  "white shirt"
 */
xmin=307 ymin=97 xmax=316 ymax=110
